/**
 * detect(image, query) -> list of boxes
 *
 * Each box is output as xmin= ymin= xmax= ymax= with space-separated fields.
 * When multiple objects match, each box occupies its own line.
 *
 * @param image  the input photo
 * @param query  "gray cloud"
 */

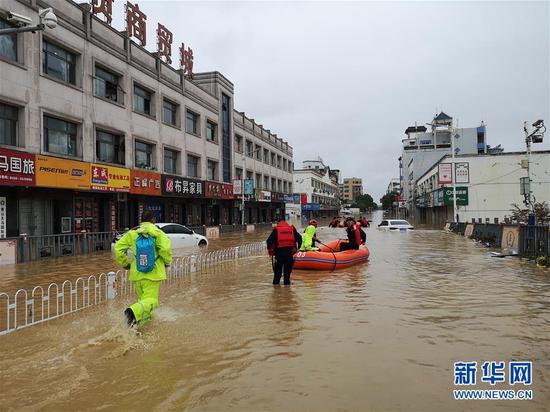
xmin=110 ymin=1 xmax=549 ymax=200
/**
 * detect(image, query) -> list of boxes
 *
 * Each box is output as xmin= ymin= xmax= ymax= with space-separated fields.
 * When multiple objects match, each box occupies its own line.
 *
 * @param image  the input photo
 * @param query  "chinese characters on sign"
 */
xmin=233 ymin=179 xmax=242 ymax=195
xmin=156 ymin=23 xmax=173 ymax=64
xmin=126 ymin=1 xmax=147 ymax=46
xmin=455 ymin=162 xmax=470 ymax=184
xmin=161 ymin=175 xmax=204 ymax=197
xmin=0 ymin=197 xmax=6 ymax=238
xmin=438 ymin=163 xmax=453 ymax=184
xmin=205 ymin=181 xmax=222 ymax=199
xmin=0 ymin=149 xmax=35 ymax=186
xmin=130 ymin=169 xmax=161 ymax=196
xmin=91 ymin=165 xmax=130 ymax=192
xmin=92 ymin=0 xmax=114 ymax=24
xmin=454 ymin=361 xmax=532 ymax=386
xmin=180 ymin=43 xmax=194 ymax=78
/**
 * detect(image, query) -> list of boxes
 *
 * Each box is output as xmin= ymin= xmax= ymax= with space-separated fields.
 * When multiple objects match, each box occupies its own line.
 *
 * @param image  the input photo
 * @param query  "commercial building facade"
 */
xmin=340 ymin=177 xmax=363 ymax=203
xmin=387 ymin=178 xmax=400 ymax=194
xmin=414 ymin=151 xmax=550 ymax=226
xmin=0 ymin=0 xmax=293 ymax=237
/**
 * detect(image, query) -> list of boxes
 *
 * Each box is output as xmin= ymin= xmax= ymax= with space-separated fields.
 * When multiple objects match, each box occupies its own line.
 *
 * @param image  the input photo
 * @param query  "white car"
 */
xmin=112 ymin=223 xmax=208 ymax=249
xmin=377 ymin=219 xmax=414 ymax=231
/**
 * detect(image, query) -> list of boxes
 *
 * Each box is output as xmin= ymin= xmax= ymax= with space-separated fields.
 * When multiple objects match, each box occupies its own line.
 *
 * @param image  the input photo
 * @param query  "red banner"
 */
xmin=221 ymin=183 xmax=233 ymax=199
xmin=0 ymin=149 xmax=36 ymax=186
xmin=205 ymin=181 xmax=222 ymax=199
xmin=300 ymin=194 xmax=307 ymax=204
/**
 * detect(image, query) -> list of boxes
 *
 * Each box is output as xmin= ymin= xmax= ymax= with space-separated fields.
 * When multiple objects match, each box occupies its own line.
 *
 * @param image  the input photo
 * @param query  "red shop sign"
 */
xmin=0 ymin=148 xmax=36 ymax=186
xmin=221 ymin=183 xmax=233 ymax=199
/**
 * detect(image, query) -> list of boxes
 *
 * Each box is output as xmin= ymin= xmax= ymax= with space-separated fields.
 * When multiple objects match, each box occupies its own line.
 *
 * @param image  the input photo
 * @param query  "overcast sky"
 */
xmin=109 ymin=1 xmax=549 ymax=201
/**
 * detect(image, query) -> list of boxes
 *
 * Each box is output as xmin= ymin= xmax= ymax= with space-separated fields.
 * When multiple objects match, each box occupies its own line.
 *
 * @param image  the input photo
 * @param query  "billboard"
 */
xmin=162 ymin=175 xmax=204 ymax=197
xmin=35 ymin=155 xmax=90 ymax=190
xmin=0 ymin=148 xmax=35 ymax=186
xmin=130 ymin=169 xmax=161 ymax=196
xmin=455 ymin=162 xmax=470 ymax=184
xmin=438 ymin=163 xmax=452 ymax=184
xmin=90 ymin=164 xmax=130 ymax=192
xmin=233 ymin=179 xmax=242 ymax=195
xmin=443 ymin=186 xmax=469 ymax=206
xmin=243 ymin=179 xmax=254 ymax=195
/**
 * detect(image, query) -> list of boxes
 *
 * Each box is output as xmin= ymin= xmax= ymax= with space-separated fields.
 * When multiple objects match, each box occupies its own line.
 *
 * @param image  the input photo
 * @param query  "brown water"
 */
xmin=1 ymin=216 xmax=549 ymax=411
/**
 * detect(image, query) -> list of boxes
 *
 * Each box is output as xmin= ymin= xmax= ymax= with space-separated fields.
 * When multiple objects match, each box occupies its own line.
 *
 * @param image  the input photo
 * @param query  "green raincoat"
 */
xmin=114 ymin=222 xmax=172 ymax=322
xmin=300 ymin=225 xmax=319 ymax=251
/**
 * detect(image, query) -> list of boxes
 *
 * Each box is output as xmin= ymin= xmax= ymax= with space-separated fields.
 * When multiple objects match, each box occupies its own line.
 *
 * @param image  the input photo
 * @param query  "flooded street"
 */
xmin=1 ymin=216 xmax=549 ymax=411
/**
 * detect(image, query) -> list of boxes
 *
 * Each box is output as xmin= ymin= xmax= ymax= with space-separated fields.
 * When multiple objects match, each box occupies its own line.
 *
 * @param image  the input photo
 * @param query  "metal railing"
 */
xmin=0 ymin=241 xmax=267 ymax=336
xmin=519 ymin=225 xmax=549 ymax=259
xmin=16 ymin=232 xmax=115 ymax=263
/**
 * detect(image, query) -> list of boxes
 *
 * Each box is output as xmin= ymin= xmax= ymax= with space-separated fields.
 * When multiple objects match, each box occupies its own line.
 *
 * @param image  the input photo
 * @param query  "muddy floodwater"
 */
xmin=1 ymin=216 xmax=549 ymax=411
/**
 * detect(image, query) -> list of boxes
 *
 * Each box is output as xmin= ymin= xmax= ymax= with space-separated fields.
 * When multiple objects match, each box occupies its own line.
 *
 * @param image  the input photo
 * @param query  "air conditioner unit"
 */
xmin=117 ymin=192 xmax=127 ymax=202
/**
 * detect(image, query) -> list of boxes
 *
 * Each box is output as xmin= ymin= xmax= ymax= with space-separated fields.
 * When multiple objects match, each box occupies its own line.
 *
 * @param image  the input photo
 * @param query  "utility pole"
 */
xmin=522 ymin=119 xmax=546 ymax=223
xmin=450 ymin=121 xmax=458 ymax=223
xmin=241 ymin=154 xmax=246 ymax=225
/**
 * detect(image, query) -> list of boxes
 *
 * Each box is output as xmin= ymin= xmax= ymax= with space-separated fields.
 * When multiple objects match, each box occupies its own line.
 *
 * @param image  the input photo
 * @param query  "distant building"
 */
xmin=414 ymin=151 xmax=550 ymax=225
xmin=399 ymin=112 xmax=488 ymax=218
xmin=387 ymin=178 xmax=400 ymax=194
xmin=340 ymin=177 xmax=363 ymax=203
xmin=293 ymin=158 xmax=340 ymax=218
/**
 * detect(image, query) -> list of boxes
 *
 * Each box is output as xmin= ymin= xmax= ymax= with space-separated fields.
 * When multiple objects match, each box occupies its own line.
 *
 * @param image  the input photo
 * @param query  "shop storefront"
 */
xmin=161 ymin=174 xmax=204 ymax=226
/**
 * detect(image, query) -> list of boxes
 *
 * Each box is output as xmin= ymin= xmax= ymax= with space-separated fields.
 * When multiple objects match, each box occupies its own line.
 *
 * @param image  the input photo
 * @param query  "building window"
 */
xmin=207 ymin=160 xmax=218 ymax=181
xmin=288 ymin=183 xmax=292 ymax=193
xmin=271 ymin=177 xmax=276 ymax=191
xmin=0 ymin=19 xmax=17 ymax=61
xmin=235 ymin=135 xmax=243 ymax=153
xmin=277 ymin=155 xmax=282 ymax=168
xmin=283 ymin=158 xmax=287 ymax=171
xmin=245 ymin=140 xmax=253 ymax=157
xmin=246 ymin=170 xmax=253 ymax=181
xmin=163 ymin=148 xmax=179 ymax=174
xmin=263 ymin=148 xmax=269 ymax=163
xmin=278 ymin=179 xmax=282 ymax=192
xmin=263 ymin=176 xmax=269 ymax=190
xmin=271 ymin=152 xmax=276 ymax=166
xmin=163 ymin=99 xmax=178 ymax=126
xmin=96 ymin=130 xmax=124 ymax=165
xmin=255 ymin=145 xmax=262 ymax=160
xmin=133 ymin=85 xmax=152 ymax=115
xmin=256 ymin=173 xmax=262 ymax=190
xmin=94 ymin=66 xmax=120 ymax=102
xmin=135 ymin=141 xmax=154 ymax=169
xmin=44 ymin=115 xmax=78 ymax=156
xmin=206 ymin=120 xmax=217 ymax=142
xmin=186 ymin=110 xmax=199 ymax=135
xmin=235 ymin=167 xmax=243 ymax=179
xmin=42 ymin=40 xmax=76 ymax=85
xmin=187 ymin=154 xmax=199 ymax=178
xmin=0 ymin=103 xmax=18 ymax=146
xmin=283 ymin=181 xmax=287 ymax=193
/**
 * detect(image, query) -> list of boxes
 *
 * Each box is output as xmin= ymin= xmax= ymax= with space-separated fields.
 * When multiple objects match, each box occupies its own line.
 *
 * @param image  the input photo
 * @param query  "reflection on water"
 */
xmin=1 ymin=213 xmax=549 ymax=411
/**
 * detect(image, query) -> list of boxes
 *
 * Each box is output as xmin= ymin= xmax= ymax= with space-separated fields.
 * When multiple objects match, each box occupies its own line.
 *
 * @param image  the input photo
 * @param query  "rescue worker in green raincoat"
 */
xmin=300 ymin=219 xmax=320 ymax=251
xmin=114 ymin=210 xmax=172 ymax=327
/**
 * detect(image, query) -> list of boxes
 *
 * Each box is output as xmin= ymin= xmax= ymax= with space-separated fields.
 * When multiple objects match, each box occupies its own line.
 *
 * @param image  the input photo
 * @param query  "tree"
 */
xmin=351 ymin=194 xmax=377 ymax=211
xmin=510 ymin=202 xmax=550 ymax=225
xmin=380 ymin=191 xmax=398 ymax=210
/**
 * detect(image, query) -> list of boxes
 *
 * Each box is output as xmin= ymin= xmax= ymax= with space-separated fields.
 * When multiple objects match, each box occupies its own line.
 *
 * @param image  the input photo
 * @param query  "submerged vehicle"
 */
xmin=293 ymin=239 xmax=370 ymax=271
xmin=377 ymin=220 xmax=414 ymax=232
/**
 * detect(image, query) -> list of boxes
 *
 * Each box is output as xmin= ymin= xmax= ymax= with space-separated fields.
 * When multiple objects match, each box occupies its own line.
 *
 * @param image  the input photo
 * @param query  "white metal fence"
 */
xmin=0 ymin=242 xmax=266 ymax=336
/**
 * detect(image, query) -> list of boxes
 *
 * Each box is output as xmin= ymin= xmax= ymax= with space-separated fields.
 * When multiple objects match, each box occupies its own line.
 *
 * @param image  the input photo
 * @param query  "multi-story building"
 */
xmin=414 ymin=151 xmax=550 ymax=225
xmin=340 ymin=177 xmax=363 ymax=203
xmin=387 ymin=178 xmax=400 ymax=194
xmin=399 ymin=112 xmax=487 ymax=218
xmin=293 ymin=159 xmax=340 ymax=218
xmin=0 ymin=0 xmax=293 ymax=237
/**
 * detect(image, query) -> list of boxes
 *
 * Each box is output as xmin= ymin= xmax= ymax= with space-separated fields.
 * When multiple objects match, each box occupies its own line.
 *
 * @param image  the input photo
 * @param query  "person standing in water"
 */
xmin=266 ymin=216 xmax=302 ymax=286
xmin=114 ymin=210 xmax=172 ymax=327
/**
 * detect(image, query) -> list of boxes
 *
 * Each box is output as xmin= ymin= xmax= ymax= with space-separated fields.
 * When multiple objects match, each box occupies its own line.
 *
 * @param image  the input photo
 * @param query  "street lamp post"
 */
xmin=0 ymin=8 xmax=58 ymax=35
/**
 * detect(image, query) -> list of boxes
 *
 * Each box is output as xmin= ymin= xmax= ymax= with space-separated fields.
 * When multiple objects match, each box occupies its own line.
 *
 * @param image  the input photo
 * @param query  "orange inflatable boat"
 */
xmin=293 ymin=239 xmax=370 ymax=271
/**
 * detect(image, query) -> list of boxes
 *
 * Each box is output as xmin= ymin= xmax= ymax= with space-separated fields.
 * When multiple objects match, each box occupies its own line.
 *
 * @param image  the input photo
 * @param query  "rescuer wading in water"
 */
xmin=266 ymin=216 xmax=302 ymax=285
xmin=114 ymin=210 xmax=172 ymax=327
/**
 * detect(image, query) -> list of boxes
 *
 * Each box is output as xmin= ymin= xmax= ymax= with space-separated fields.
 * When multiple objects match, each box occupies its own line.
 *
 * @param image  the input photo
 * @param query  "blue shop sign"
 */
xmin=284 ymin=194 xmax=294 ymax=203
xmin=301 ymin=203 xmax=321 ymax=211
xmin=244 ymin=179 xmax=254 ymax=195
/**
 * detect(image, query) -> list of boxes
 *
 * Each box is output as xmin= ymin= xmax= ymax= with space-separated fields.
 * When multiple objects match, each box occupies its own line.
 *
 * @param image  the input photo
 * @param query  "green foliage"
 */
xmin=380 ymin=191 xmax=398 ymax=210
xmin=351 ymin=194 xmax=377 ymax=211
xmin=510 ymin=201 xmax=550 ymax=225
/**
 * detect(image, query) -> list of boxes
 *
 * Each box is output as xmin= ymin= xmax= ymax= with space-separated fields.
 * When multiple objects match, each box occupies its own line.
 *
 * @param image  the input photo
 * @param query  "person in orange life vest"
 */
xmin=359 ymin=216 xmax=370 ymax=228
xmin=340 ymin=218 xmax=366 ymax=251
xmin=329 ymin=217 xmax=339 ymax=228
xmin=266 ymin=216 xmax=302 ymax=285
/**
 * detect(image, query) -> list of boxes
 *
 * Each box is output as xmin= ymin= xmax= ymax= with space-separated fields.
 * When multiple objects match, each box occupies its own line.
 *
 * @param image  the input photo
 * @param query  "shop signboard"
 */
xmin=205 ymin=181 xmax=222 ymax=199
xmin=161 ymin=175 xmax=204 ymax=197
xmin=243 ymin=179 xmax=254 ymax=195
xmin=0 ymin=148 xmax=35 ymax=186
xmin=438 ymin=163 xmax=452 ymax=184
xmin=221 ymin=183 xmax=234 ymax=199
xmin=90 ymin=164 xmax=130 ymax=192
xmin=293 ymin=194 xmax=301 ymax=204
xmin=0 ymin=197 xmax=6 ymax=238
xmin=433 ymin=188 xmax=444 ymax=207
xmin=302 ymin=203 xmax=321 ymax=212
xmin=35 ymin=155 xmax=90 ymax=190
xmin=300 ymin=194 xmax=308 ymax=204
xmin=443 ymin=186 xmax=469 ymax=206
xmin=455 ymin=162 xmax=470 ymax=184
xmin=284 ymin=194 xmax=294 ymax=203
xmin=130 ymin=169 xmax=161 ymax=196
xmin=259 ymin=191 xmax=271 ymax=202
xmin=233 ymin=179 xmax=242 ymax=195
xmin=271 ymin=192 xmax=284 ymax=202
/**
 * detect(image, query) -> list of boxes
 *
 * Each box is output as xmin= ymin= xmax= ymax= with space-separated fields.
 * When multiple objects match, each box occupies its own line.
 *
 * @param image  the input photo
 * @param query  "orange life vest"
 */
xmin=353 ymin=223 xmax=363 ymax=245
